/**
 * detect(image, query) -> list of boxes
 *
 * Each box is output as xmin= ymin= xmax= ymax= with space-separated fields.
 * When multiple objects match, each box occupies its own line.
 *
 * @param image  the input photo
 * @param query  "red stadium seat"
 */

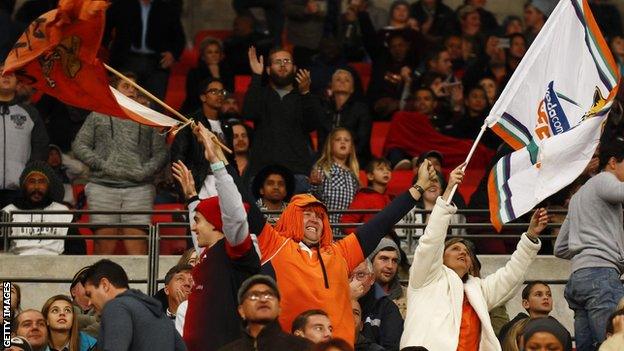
xmin=387 ymin=170 xmax=414 ymax=196
xmin=370 ymin=121 xmax=390 ymax=157
xmin=153 ymin=203 xmax=188 ymax=255
xmin=194 ymin=30 xmax=233 ymax=48
xmin=350 ymin=62 xmax=372 ymax=91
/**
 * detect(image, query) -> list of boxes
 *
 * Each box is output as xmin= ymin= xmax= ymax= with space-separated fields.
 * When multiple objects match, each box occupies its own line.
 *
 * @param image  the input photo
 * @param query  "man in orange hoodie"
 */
xmin=245 ymin=158 xmax=438 ymax=344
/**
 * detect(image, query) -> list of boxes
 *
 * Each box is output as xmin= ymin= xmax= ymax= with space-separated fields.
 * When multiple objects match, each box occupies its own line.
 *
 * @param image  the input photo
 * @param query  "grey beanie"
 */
xmin=368 ymin=237 xmax=401 ymax=263
xmin=530 ymin=0 xmax=558 ymax=17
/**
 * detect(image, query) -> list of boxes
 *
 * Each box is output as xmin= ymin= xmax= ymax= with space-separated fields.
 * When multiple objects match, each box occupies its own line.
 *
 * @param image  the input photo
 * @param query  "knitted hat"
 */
xmin=273 ymin=194 xmax=333 ymax=248
xmin=195 ymin=196 xmax=250 ymax=232
xmin=523 ymin=317 xmax=572 ymax=351
xmin=529 ymin=0 xmax=558 ymax=17
xmin=237 ymin=274 xmax=280 ymax=304
xmin=19 ymin=160 xmax=64 ymax=203
xmin=251 ymin=164 xmax=295 ymax=201
xmin=10 ymin=336 xmax=33 ymax=351
xmin=368 ymin=237 xmax=401 ymax=263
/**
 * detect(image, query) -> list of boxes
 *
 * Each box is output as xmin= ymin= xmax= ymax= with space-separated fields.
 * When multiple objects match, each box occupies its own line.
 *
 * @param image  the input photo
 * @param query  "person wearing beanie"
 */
xmin=171 ymin=124 xmax=259 ymax=351
xmin=243 ymin=149 xmax=439 ymax=345
xmin=2 ymin=161 xmax=75 ymax=255
xmin=368 ymin=237 xmax=406 ymax=318
xmin=400 ymin=164 xmax=549 ymax=351
xmin=523 ymin=0 xmax=557 ymax=46
xmin=522 ymin=317 xmax=573 ymax=351
xmin=0 ymin=62 xmax=49 ymax=209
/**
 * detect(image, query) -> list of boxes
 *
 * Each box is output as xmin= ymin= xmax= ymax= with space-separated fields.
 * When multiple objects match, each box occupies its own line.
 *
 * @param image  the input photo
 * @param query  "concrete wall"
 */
xmin=1 ymin=254 xmax=575 ymax=335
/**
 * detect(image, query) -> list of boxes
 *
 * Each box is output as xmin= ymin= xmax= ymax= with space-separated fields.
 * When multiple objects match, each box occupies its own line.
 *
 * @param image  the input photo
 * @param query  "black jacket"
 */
xmin=181 ymin=62 xmax=235 ymax=114
xmin=497 ymin=312 xmax=529 ymax=343
xmin=218 ymin=321 xmax=311 ymax=351
xmin=319 ymin=97 xmax=372 ymax=166
xmin=242 ymin=74 xmax=321 ymax=177
xmin=104 ymin=0 xmax=185 ymax=66
xmin=358 ymin=284 xmax=404 ymax=351
xmin=170 ymin=110 xmax=234 ymax=192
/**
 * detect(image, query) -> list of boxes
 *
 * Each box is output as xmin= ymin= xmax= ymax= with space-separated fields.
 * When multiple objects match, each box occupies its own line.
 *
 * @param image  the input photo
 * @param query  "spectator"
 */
xmin=610 ymin=35 xmax=624 ymax=74
xmin=162 ymin=264 xmax=193 ymax=319
xmin=219 ymin=275 xmax=312 ymax=350
xmin=341 ymin=158 xmax=392 ymax=234
xmin=478 ymin=76 xmax=498 ymax=105
xmin=178 ymin=247 xmax=199 ymax=267
xmin=171 ymin=125 xmax=260 ymax=350
xmin=521 ymin=318 xmax=572 ymax=351
xmin=349 ymin=259 xmax=403 ymax=350
xmin=498 ymin=281 xmax=554 ymax=342
xmin=251 ymin=164 xmax=295 ymax=225
xmin=0 ymin=64 xmax=49 ymax=208
xmin=41 ymin=295 xmax=97 ymax=351
xmin=465 ymin=0 xmax=499 ymax=35
xmin=502 ymin=15 xmax=524 ymax=36
xmin=7 ymin=336 xmax=34 ymax=351
xmin=292 ymin=309 xmax=333 ymax=344
xmin=444 ymin=35 xmax=468 ymax=76
xmin=243 ymin=47 xmax=322 ymax=192
xmin=232 ymin=0 xmax=284 ymax=46
xmin=400 ymin=164 xmax=549 ymax=350
xmin=339 ymin=4 xmax=368 ymax=62
xmin=500 ymin=317 xmax=530 ymax=351
xmin=601 ymin=309 xmax=624 ymax=351
xmin=230 ymin=121 xmax=252 ymax=177
xmin=181 ymin=38 xmax=234 ymax=114
xmin=368 ymin=238 xmax=406 ymax=318
xmin=310 ymin=128 xmax=360 ymax=226
xmin=309 ymin=38 xmax=364 ymax=99
xmin=69 ymin=267 xmax=99 ymax=338
xmin=172 ymin=77 xmax=234 ymax=196
xmin=424 ymin=47 xmax=454 ymax=80
xmin=3 ymin=161 xmax=78 ymax=255
xmin=446 ymin=85 xmax=500 ymax=150
xmin=321 ymin=70 xmax=370 ymax=159
xmin=409 ymin=0 xmax=456 ymax=40
xmin=284 ymin=0 xmax=326 ymax=68
xmin=244 ymin=158 xmax=438 ymax=343
xmin=456 ymin=5 xmax=484 ymax=51
xmin=14 ymin=310 xmax=48 ymax=351
xmin=523 ymin=0 xmax=556 ymax=46
xmin=554 ymin=135 xmax=624 ymax=350
xmin=351 ymin=299 xmax=384 ymax=351
xmin=221 ymin=93 xmax=243 ymax=122
xmin=72 ymin=72 xmax=168 ymax=255
xmin=81 ymin=259 xmax=186 ymax=351
xmin=223 ymin=15 xmax=273 ymax=75
xmin=104 ymin=0 xmax=185 ymax=99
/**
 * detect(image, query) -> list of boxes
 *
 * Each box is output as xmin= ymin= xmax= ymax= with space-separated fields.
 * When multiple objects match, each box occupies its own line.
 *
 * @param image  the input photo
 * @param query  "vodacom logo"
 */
xmin=534 ymin=81 xmax=571 ymax=141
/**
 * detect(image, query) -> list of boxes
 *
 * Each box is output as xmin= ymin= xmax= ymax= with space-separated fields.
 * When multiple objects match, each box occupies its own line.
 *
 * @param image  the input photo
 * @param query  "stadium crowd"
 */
xmin=2 ymin=0 xmax=624 ymax=350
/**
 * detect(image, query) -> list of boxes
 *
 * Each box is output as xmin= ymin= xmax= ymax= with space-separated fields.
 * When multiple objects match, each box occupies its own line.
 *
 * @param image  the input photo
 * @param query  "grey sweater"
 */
xmin=72 ymin=112 xmax=168 ymax=188
xmin=554 ymin=172 xmax=624 ymax=273
xmin=99 ymin=289 xmax=186 ymax=351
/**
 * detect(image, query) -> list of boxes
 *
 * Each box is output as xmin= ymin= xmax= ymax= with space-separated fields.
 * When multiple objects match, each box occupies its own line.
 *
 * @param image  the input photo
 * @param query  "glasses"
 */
xmin=205 ymin=89 xmax=227 ymax=96
xmin=271 ymin=58 xmax=293 ymax=66
xmin=352 ymin=272 xmax=370 ymax=281
xmin=245 ymin=290 xmax=277 ymax=301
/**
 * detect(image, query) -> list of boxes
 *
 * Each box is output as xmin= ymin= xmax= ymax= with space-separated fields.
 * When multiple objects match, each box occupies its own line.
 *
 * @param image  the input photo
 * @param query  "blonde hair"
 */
xmin=501 ymin=318 xmax=530 ymax=351
xmin=41 ymin=295 xmax=79 ymax=351
xmin=315 ymin=127 xmax=359 ymax=178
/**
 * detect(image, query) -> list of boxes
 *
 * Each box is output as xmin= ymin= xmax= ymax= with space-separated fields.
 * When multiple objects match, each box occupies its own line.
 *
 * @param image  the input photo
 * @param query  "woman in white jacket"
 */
xmin=400 ymin=165 xmax=549 ymax=351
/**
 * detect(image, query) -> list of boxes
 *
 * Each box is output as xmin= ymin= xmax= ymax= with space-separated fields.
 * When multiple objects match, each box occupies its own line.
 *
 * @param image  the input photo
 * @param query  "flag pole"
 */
xmin=104 ymin=63 xmax=233 ymax=154
xmin=445 ymin=122 xmax=488 ymax=205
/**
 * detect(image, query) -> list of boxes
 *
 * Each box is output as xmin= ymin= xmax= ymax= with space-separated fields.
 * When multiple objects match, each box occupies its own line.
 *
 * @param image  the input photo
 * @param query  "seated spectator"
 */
xmin=219 ymin=275 xmax=312 ymax=350
xmin=502 ymin=15 xmax=524 ymax=36
xmin=181 ymin=38 xmax=234 ymax=113
xmin=309 ymin=39 xmax=365 ymax=98
xmin=610 ymin=35 xmax=624 ymax=74
xmin=478 ymin=76 xmax=498 ymax=106
xmin=81 ymin=259 xmax=186 ymax=351
xmin=523 ymin=0 xmax=556 ymax=46
xmin=465 ymin=0 xmax=499 ymax=35
xmin=368 ymin=238 xmax=406 ymax=318
xmin=252 ymin=164 xmax=295 ymax=225
xmin=69 ymin=267 xmax=99 ymax=338
xmin=292 ymin=309 xmax=333 ymax=344
xmin=72 ymin=72 xmax=168 ymax=255
xmin=400 ymin=165 xmax=549 ymax=350
xmin=171 ymin=125 xmax=260 ymax=349
xmin=3 ymin=161 xmax=78 ymax=255
xmin=14 ymin=309 xmax=49 ymax=351
xmin=41 ymin=295 xmax=97 ymax=351
xmin=284 ymin=0 xmax=326 ymax=68
xmin=455 ymin=5 xmax=485 ymax=53
xmin=349 ymin=259 xmax=403 ymax=350
xmin=178 ymin=248 xmax=200 ymax=267
xmin=409 ymin=0 xmax=456 ymax=40
xmin=221 ymin=93 xmax=243 ymax=122
xmin=498 ymin=281 xmax=554 ymax=342
xmin=445 ymin=85 xmax=500 ymax=150
xmin=223 ymin=15 xmax=273 ymax=75
xmin=500 ymin=317 xmax=530 ymax=351
xmin=230 ymin=120 xmax=252 ymax=177
xmin=0 ymin=63 xmax=49 ymax=209
xmin=163 ymin=264 xmax=193 ymax=319
xmin=352 ymin=299 xmax=384 ymax=351
xmin=310 ymin=128 xmax=360 ymax=225
xmin=521 ymin=318 xmax=572 ymax=351
xmin=319 ymin=69 xmax=371 ymax=165
xmin=444 ymin=35 xmax=468 ymax=76
xmin=7 ymin=336 xmax=34 ymax=351
xmin=601 ymin=309 xmax=624 ymax=351
xmin=341 ymin=158 xmax=392 ymax=233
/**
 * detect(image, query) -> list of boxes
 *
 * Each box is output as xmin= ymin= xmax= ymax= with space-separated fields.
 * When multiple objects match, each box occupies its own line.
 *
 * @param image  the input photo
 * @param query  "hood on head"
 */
xmin=273 ymin=194 xmax=333 ymax=247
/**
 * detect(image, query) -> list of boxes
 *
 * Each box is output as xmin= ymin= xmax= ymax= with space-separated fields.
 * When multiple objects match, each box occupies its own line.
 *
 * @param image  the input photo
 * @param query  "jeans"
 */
xmin=564 ymin=267 xmax=624 ymax=351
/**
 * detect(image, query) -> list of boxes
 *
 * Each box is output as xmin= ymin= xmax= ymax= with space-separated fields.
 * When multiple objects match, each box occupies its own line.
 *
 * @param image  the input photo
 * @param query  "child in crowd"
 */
xmin=310 ymin=127 xmax=361 ymax=226
xmin=341 ymin=157 xmax=393 ymax=233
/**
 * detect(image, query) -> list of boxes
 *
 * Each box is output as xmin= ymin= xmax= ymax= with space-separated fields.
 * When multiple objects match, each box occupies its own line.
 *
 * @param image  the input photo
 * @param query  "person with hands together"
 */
xmin=401 ymin=163 xmax=548 ymax=351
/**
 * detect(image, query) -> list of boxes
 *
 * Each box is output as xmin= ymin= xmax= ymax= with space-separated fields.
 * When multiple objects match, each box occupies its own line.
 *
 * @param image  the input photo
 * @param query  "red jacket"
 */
xmin=341 ymin=188 xmax=392 ymax=234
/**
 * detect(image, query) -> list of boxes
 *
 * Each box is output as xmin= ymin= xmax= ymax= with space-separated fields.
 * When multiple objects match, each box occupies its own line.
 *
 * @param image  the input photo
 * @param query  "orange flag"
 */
xmin=3 ymin=0 xmax=179 ymax=127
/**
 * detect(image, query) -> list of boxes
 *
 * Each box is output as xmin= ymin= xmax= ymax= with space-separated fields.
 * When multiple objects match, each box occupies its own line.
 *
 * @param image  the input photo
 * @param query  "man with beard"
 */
xmin=231 ymin=121 xmax=252 ymax=177
xmin=2 ymin=161 xmax=71 ymax=255
xmin=243 ymin=46 xmax=322 ymax=193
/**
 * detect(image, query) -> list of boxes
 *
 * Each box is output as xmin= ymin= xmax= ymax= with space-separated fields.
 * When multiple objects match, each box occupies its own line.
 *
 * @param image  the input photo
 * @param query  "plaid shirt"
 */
xmin=256 ymin=198 xmax=288 ymax=225
xmin=310 ymin=163 xmax=359 ymax=226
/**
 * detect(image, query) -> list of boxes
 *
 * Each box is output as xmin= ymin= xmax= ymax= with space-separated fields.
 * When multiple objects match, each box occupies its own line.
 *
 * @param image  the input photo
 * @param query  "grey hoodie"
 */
xmin=99 ymin=289 xmax=186 ymax=351
xmin=72 ymin=112 xmax=168 ymax=188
